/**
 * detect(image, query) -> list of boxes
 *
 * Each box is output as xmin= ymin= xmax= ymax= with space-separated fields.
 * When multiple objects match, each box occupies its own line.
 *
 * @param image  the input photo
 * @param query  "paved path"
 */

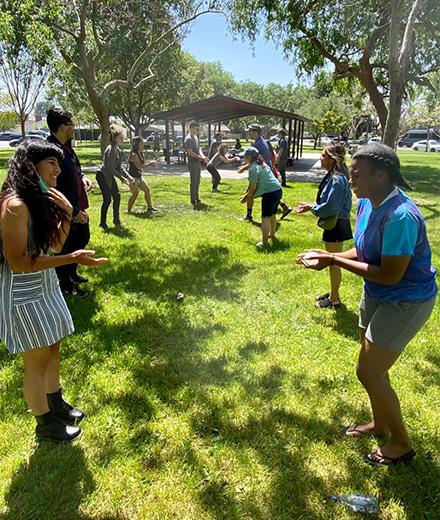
xmin=83 ymin=152 xmax=326 ymax=184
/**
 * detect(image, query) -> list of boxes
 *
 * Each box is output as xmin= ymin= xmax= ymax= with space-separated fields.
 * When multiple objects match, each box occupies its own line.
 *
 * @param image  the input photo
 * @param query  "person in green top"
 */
xmin=239 ymin=147 xmax=283 ymax=248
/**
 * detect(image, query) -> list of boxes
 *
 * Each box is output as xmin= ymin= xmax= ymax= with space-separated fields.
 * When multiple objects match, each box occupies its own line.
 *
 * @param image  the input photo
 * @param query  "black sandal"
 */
xmin=315 ymin=292 xmax=330 ymax=302
xmin=364 ymin=448 xmax=416 ymax=467
xmin=316 ymin=297 xmax=340 ymax=309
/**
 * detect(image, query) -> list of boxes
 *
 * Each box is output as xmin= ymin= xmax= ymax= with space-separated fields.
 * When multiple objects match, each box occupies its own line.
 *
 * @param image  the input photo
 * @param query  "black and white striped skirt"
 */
xmin=0 ymin=262 xmax=74 ymax=354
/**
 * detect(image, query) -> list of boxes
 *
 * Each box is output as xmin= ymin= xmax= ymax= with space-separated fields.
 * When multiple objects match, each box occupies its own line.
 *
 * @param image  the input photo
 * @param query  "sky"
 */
xmin=182 ymin=13 xmax=298 ymax=86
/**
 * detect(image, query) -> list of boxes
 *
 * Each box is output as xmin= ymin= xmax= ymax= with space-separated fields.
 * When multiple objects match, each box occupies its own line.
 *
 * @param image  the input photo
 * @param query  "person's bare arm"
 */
xmin=240 ymin=182 xmax=257 ymax=203
xmin=298 ymin=248 xmax=410 ymax=286
xmin=1 ymin=198 xmax=107 ymax=272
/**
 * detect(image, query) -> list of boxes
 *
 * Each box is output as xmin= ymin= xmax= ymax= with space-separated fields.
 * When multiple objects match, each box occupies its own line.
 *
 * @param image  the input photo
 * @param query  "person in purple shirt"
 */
xmin=297 ymin=143 xmax=437 ymax=467
xmin=241 ymin=124 xmax=292 ymax=222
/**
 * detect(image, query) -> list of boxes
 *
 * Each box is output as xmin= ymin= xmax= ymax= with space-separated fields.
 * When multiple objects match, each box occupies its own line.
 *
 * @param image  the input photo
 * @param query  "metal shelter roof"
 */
xmin=150 ymin=95 xmax=308 ymax=124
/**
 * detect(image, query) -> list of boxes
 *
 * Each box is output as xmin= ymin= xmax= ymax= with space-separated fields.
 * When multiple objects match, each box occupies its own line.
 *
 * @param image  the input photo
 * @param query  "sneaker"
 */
xmin=47 ymin=389 xmax=85 ymax=425
xmin=255 ymin=241 xmax=268 ymax=249
xmin=240 ymin=214 xmax=253 ymax=222
xmin=211 ymin=188 xmax=219 ymax=193
xmin=280 ymin=207 xmax=292 ymax=220
xmin=147 ymin=207 xmax=158 ymax=211
xmin=99 ymin=223 xmax=109 ymax=230
xmin=35 ymin=413 xmax=82 ymax=443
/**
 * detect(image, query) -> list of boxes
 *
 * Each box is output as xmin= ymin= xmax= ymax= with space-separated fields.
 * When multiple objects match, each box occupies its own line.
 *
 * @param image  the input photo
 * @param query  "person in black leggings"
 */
xmin=96 ymin=126 xmax=133 ymax=230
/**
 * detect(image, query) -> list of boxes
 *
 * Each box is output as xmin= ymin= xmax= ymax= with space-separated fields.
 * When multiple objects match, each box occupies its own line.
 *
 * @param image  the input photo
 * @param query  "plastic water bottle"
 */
xmin=332 ymin=494 xmax=378 ymax=514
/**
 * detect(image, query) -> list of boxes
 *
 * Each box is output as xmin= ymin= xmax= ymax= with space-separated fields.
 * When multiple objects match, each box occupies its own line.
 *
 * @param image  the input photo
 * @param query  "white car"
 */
xmin=411 ymin=140 xmax=440 ymax=152
xmin=368 ymin=136 xmax=382 ymax=143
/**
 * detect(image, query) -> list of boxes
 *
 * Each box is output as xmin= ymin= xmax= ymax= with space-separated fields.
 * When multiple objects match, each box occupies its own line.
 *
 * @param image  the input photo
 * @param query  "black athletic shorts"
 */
xmin=261 ymin=188 xmax=282 ymax=217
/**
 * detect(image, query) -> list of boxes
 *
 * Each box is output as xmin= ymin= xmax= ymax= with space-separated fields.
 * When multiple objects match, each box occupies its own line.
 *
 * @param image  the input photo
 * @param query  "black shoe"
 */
xmin=99 ymin=223 xmax=109 ymax=230
xmin=35 ymin=411 xmax=82 ymax=442
xmin=280 ymin=206 xmax=292 ymax=220
xmin=47 ymin=388 xmax=85 ymax=424
xmin=72 ymin=285 xmax=88 ymax=298
xmin=71 ymin=274 xmax=89 ymax=284
xmin=240 ymin=214 xmax=253 ymax=222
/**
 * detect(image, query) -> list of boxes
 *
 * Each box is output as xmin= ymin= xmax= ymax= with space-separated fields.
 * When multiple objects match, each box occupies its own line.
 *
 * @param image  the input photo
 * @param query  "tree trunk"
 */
xmin=357 ymin=60 xmax=388 ymax=135
xmin=20 ymin=115 xmax=26 ymax=137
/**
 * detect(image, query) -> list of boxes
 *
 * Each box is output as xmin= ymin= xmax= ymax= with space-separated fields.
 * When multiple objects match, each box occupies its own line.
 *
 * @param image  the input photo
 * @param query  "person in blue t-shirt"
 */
xmin=297 ymin=143 xmax=437 ymax=467
xmin=239 ymin=147 xmax=282 ymax=248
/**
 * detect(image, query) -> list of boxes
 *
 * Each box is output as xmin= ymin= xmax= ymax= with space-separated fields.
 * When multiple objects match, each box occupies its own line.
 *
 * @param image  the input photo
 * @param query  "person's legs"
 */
xmin=127 ymin=184 xmax=140 ymax=213
xmin=45 ymin=341 xmax=61 ymax=394
xmin=97 ymin=174 xmax=112 ymax=227
xmin=207 ymin=165 xmax=221 ymax=190
xmin=279 ymin=198 xmax=292 ymax=219
xmin=269 ymin=215 xmax=277 ymax=238
xmin=22 ymin=347 xmax=51 ymax=415
xmin=189 ymin=163 xmax=201 ymax=206
xmin=69 ymin=222 xmax=90 ymax=283
xmin=111 ymin=178 xmax=121 ymax=224
xmin=325 ymin=241 xmax=344 ymax=304
xmin=356 ymin=338 xmax=412 ymax=459
xmin=140 ymin=182 xmax=154 ymax=209
xmin=261 ymin=217 xmax=271 ymax=245
xmin=279 ymin=160 xmax=287 ymax=186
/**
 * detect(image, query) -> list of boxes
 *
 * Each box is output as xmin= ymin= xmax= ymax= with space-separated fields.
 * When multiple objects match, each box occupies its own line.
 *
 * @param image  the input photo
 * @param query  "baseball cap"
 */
xmin=239 ymin=146 xmax=259 ymax=158
xmin=247 ymin=124 xmax=263 ymax=132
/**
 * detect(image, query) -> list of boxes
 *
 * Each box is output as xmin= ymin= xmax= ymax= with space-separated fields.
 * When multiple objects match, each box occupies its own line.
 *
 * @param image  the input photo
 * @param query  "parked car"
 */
xmin=368 ymin=136 xmax=382 ymax=143
xmin=411 ymin=139 xmax=440 ymax=152
xmin=27 ymin=129 xmax=49 ymax=138
xmin=0 ymin=131 xmax=22 ymax=141
xmin=397 ymin=129 xmax=440 ymax=147
xmin=9 ymin=134 xmax=46 ymax=147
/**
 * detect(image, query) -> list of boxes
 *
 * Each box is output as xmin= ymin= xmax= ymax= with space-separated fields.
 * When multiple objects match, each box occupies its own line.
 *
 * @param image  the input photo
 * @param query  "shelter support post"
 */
xmin=165 ymin=119 xmax=170 ymax=165
xmin=300 ymin=121 xmax=304 ymax=157
xmin=292 ymin=119 xmax=297 ymax=162
xmin=288 ymin=119 xmax=292 ymax=159
xmin=296 ymin=121 xmax=301 ymax=160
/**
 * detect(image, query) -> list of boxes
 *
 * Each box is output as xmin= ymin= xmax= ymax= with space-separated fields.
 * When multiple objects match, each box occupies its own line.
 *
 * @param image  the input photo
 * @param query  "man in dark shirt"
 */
xmin=47 ymin=108 xmax=93 ymax=297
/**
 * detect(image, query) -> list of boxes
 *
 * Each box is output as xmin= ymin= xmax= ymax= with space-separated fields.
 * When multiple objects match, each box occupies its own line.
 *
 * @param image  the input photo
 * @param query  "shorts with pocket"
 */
xmin=359 ymin=291 xmax=436 ymax=352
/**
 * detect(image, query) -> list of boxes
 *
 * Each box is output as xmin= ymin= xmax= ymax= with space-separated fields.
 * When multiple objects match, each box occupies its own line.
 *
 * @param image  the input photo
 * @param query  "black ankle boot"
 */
xmin=47 ymin=388 xmax=85 ymax=424
xmin=35 ymin=411 xmax=82 ymax=442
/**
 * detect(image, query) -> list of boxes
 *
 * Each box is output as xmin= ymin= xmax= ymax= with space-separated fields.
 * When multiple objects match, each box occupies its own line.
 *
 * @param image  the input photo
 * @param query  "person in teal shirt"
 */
xmin=239 ymin=147 xmax=282 ymax=248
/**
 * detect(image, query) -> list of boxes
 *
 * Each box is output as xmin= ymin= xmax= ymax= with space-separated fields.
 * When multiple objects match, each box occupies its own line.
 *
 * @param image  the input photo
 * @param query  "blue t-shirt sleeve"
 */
xmin=382 ymin=209 xmax=419 ymax=256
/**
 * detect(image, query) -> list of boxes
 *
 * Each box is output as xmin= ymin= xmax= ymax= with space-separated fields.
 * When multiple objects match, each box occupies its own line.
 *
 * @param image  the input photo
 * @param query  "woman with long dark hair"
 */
xmin=298 ymin=143 xmax=437 ymax=466
xmin=296 ymin=142 xmax=352 ymax=308
xmin=127 ymin=136 xmax=157 ymax=213
xmin=0 ymin=140 xmax=107 ymax=442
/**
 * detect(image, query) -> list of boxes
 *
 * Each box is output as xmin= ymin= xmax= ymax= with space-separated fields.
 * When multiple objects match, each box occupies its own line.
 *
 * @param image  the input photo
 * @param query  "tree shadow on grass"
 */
xmin=402 ymin=164 xmax=440 ymax=197
xmin=93 ymin=242 xmax=248 ymax=302
xmin=2 ymin=443 xmax=103 ymax=520
xmin=310 ymin=303 xmax=359 ymax=342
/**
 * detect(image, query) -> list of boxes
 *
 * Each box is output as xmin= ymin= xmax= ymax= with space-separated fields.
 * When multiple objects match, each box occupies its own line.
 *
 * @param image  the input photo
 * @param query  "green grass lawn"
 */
xmin=0 ymin=145 xmax=439 ymax=519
